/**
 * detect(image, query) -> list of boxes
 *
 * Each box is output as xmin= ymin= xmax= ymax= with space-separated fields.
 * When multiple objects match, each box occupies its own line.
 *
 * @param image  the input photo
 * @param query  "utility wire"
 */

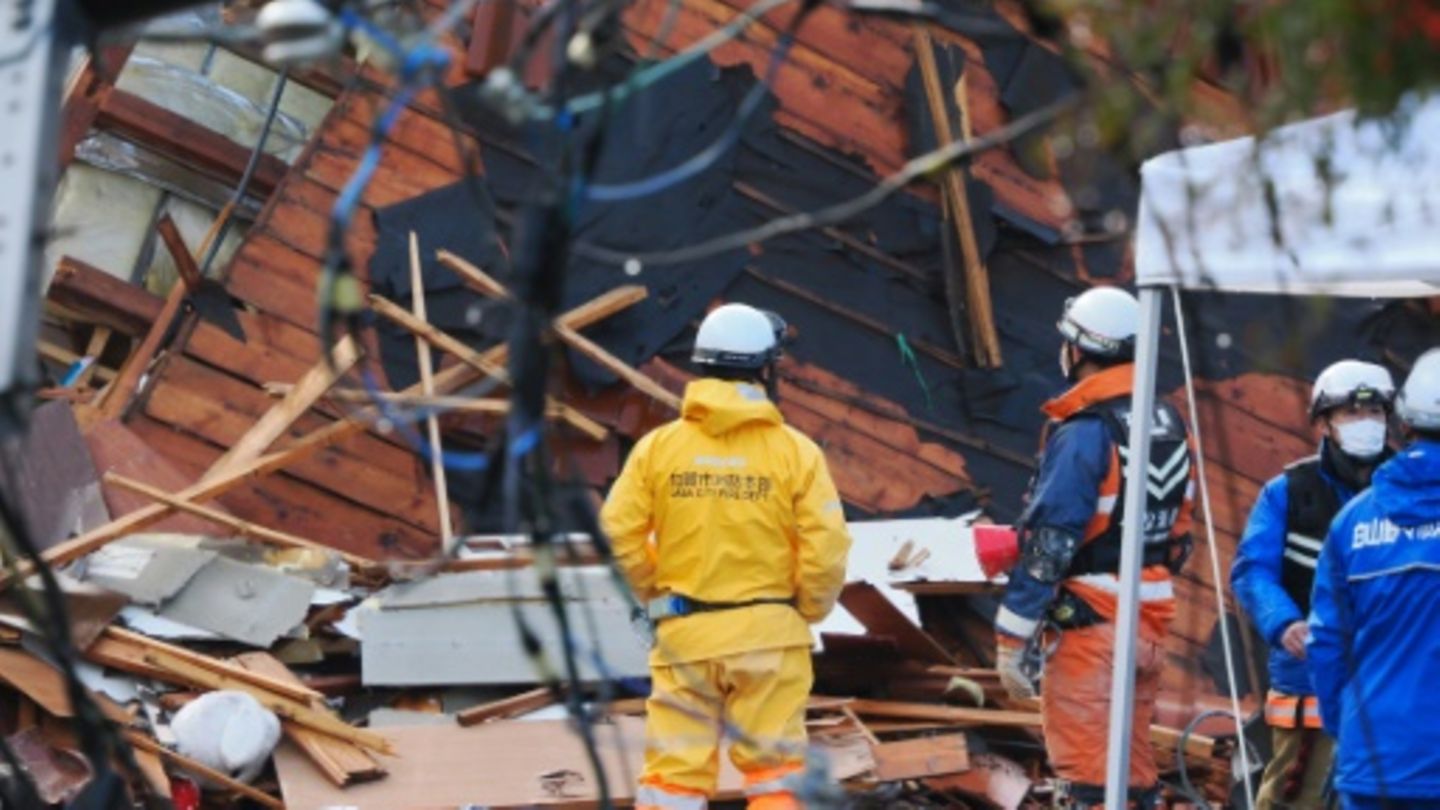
xmin=200 ymin=68 xmax=290 ymax=275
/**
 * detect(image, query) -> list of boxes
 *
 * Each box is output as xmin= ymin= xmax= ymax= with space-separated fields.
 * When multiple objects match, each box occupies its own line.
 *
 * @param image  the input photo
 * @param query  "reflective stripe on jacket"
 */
xmin=996 ymin=364 xmax=1191 ymax=643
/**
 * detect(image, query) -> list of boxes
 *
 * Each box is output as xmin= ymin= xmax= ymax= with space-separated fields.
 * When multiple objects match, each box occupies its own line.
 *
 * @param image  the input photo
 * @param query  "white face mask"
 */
xmin=1334 ymin=418 xmax=1388 ymax=459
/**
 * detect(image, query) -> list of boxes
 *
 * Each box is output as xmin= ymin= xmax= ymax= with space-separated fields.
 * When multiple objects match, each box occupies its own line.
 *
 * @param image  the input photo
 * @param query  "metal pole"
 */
xmin=1102 ymin=285 xmax=1163 ymax=810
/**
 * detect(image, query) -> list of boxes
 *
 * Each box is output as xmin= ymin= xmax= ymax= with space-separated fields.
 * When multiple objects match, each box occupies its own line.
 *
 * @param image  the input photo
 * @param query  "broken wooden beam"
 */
xmin=87 ymin=275 xmax=187 ymax=424
xmin=102 ymin=473 xmax=377 ymax=573
xmin=89 ymin=627 xmax=322 ymax=704
xmin=59 ymin=45 xmax=133 ymax=169
xmin=203 ymin=336 xmax=361 ymax=483
xmin=437 ymin=250 xmax=682 ymax=411
xmin=21 ymin=285 xmax=645 ymax=583
xmin=409 ymin=232 xmax=455 ymax=548
xmin=457 ymin=687 xmax=556 ymax=727
xmin=267 ymin=383 xmax=578 ymax=421
xmin=143 ymin=647 xmax=394 ymax=754
xmin=96 ymin=89 xmax=288 ymax=197
xmin=912 ymin=25 xmax=1002 ymax=368
xmin=231 ymin=652 xmax=386 ymax=787
xmin=369 ymin=293 xmax=609 ymax=440
xmin=846 ymin=699 xmax=1041 ymax=729
xmin=49 ymin=256 xmax=163 ymax=337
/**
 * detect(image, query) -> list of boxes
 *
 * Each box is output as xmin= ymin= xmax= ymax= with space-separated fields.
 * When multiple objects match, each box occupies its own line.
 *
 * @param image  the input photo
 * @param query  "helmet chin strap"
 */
xmin=1060 ymin=342 xmax=1079 ymax=382
xmin=761 ymin=363 xmax=781 ymax=404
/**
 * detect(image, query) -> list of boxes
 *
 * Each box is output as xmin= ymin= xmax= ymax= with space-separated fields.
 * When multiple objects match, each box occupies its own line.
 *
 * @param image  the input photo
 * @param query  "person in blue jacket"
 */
xmin=1309 ymin=348 xmax=1440 ymax=810
xmin=1232 ymin=360 xmax=1396 ymax=810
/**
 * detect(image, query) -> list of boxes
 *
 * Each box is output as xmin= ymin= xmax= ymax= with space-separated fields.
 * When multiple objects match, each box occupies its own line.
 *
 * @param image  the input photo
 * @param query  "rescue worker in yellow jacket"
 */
xmin=600 ymin=303 xmax=852 ymax=810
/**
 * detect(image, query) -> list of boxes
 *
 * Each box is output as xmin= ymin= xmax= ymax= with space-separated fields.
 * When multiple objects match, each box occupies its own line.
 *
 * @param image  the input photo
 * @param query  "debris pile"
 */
xmin=0 ymin=413 xmax=1241 ymax=807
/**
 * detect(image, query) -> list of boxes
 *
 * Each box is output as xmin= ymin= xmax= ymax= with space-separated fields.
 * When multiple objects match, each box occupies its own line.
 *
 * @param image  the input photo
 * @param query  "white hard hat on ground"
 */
xmin=692 ymin=303 xmax=782 ymax=370
xmin=1310 ymin=360 xmax=1396 ymax=419
xmin=1057 ymin=287 xmax=1139 ymax=359
xmin=1398 ymin=348 xmax=1440 ymax=431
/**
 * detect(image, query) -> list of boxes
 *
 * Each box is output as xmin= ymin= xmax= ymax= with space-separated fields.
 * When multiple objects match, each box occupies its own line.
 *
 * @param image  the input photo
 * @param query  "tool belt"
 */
xmin=1047 ymin=590 xmax=1106 ymax=631
xmin=646 ymin=594 xmax=795 ymax=622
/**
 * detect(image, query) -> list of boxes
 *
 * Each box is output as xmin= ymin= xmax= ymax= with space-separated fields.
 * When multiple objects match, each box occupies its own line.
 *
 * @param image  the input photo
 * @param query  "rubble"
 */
xmin=24 ymin=0 xmax=1414 ymax=806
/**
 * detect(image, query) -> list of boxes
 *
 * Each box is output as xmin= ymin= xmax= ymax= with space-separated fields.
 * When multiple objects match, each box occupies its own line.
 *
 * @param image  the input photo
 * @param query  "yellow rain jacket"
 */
xmin=601 ymin=378 xmax=852 ymax=666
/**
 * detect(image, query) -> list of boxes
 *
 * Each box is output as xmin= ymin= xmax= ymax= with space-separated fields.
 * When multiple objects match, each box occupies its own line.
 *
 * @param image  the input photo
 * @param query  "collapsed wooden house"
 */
xmin=13 ymin=0 xmax=1440 ymax=806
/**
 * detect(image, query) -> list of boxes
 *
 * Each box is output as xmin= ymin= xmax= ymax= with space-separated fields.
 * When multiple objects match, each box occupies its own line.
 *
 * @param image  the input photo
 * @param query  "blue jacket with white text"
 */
xmin=1309 ymin=439 xmax=1440 ymax=799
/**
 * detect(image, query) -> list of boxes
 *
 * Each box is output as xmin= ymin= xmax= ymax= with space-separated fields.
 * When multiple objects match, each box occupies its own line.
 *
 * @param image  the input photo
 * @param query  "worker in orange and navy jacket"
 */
xmin=993 ymin=287 xmax=1196 ymax=808
xmin=1231 ymin=360 xmax=1396 ymax=810
xmin=601 ymin=303 xmax=852 ymax=810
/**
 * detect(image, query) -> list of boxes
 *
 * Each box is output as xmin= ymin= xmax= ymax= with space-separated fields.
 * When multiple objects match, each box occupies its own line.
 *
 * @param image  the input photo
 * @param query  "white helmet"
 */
xmin=1057 ymin=287 xmax=1139 ymax=359
xmin=1310 ymin=360 xmax=1396 ymax=419
xmin=1397 ymin=348 xmax=1440 ymax=431
xmin=692 ymin=303 xmax=783 ymax=370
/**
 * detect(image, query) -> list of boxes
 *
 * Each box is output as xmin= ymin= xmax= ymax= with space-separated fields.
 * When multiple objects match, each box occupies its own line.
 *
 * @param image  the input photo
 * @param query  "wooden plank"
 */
xmin=96 ymin=89 xmax=288 ymax=197
xmin=74 ymin=327 xmax=113 ymax=388
xmin=123 ymin=732 xmax=284 ymax=809
xmin=838 ymin=582 xmax=955 ymax=665
xmin=456 ymin=687 xmax=555 ymax=727
xmin=368 ymin=293 xmax=609 ymax=440
xmin=92 ymin=628 xmax=323 ymax=704
xmin=231 ymin=652 xmax=385 ymax=787
xmin=913 ymin=26 xmax=1001 ymax=367
xmin=203 ymin=337 xmax=362 ymax=482
xmin=37 ymin=341 xmax=118 ymax=383
xmin=465 ymin=0 xmax=522 ymax=76
xmin=437 ymin=250 xmax=682 ymax=411
xmin=86 ymin=417 xmax=233 ymax=536
xmin=143 ymin=647 xmax=394 ymax=755
xmin=49 ymin=256 xmax=162 ymax=337
xmin=142 ymin=357 xmax=442 ymax=537
xmin=59 ymin=45 xmax=133 ymax=168
xmin=409 ymin=232 xmax=454 ymax=547
xmin=871 ymin=733 xmax=970 ymax=781
xmin=103 ymin=473 xmax=378 ymax=572
xmin=88 ymin=277 xmax=187 ymax=424
xmin=125 ymin=416 xmax=436 ymax=561
xmin=0 ymin=648 xmax=129 ymax=723
xmin=846 ymin=699 xmax=1041 ymax=729
xmin=24 ymin=285 xmax=647 ymax=581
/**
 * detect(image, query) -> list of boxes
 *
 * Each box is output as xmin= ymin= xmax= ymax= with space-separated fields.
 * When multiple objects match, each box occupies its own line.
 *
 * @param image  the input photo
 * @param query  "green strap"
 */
xmin=896 ymin=333 xmax=934 ymax=411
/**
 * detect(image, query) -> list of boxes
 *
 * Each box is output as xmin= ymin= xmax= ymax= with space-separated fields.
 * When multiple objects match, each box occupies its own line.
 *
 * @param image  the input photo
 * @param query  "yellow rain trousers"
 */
xmin=601 ymin=378 xmax=852 ymax=809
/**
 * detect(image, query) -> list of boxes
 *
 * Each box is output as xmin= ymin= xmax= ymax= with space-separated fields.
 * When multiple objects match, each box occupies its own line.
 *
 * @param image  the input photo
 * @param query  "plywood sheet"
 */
xmin=274 ymin=717 xmax=874 ymax=809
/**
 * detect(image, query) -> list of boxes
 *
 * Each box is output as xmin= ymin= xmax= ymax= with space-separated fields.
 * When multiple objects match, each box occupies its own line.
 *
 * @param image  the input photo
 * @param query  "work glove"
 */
xmin=995 ymin=639 xmax=1037 ymax=700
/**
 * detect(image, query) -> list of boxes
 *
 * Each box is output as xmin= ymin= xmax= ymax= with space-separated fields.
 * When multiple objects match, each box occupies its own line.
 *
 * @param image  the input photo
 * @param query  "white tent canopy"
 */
xmin=1135 ymin=93 xmax=1440 ymax=297
xmin=1102 ymin=94 xmax=1440 ymax=810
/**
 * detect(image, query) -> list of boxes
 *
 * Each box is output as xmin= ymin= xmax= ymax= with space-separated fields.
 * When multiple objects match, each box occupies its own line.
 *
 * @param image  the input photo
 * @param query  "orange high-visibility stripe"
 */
xmin=742 ymin=763 xmax=803 ymax=794
xmin=1265 ymin=691 xmax=1321 ymax=729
